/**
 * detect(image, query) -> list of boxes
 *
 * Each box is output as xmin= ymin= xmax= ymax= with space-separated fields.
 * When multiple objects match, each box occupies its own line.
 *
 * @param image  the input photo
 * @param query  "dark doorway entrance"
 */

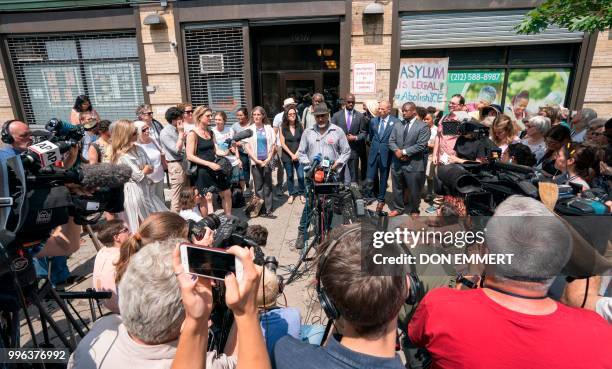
xmin=251 ymin=21 xmax=340 ymax=118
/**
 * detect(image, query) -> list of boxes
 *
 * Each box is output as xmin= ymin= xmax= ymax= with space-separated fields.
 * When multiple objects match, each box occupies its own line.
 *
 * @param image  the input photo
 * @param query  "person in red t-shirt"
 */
xmin=408 ymin=196 xmax=612 ymax=369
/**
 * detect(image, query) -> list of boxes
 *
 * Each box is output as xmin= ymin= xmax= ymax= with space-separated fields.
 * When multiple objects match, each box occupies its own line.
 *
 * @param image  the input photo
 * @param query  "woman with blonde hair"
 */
xmin=491 ymin=114 xmax=519 ymax=155
xmin=187 ymin=106 xmax=232 ymax=216
xmin=110 ymin=119 xmax=167 ymax=232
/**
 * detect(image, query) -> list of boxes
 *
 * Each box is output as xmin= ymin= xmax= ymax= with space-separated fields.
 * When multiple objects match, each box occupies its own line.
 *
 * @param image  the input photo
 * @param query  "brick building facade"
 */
xmin=0 ymin=0 xmax=609 ymax=124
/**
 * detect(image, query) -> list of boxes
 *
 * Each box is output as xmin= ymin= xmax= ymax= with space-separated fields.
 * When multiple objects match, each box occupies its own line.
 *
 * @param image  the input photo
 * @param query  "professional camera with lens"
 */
xmin=187 ymin=214 xmax=266 ymax=261
xmin=45 ymin=118 xmax=85 ymax=142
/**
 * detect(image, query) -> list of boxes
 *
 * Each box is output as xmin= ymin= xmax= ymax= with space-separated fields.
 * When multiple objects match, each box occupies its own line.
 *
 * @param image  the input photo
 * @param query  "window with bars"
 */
xmin=7 ymin=32 xmax=144 ymax=125
xmin=184 ymin=25 xmax=246 ymax=125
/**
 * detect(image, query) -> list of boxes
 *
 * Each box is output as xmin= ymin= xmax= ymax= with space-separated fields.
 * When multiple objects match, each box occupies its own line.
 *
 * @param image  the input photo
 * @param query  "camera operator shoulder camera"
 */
xmin=1 ymin=118 xmax=129 ymax=257
xmin=452 ymin=118 xmax=497 ymax=163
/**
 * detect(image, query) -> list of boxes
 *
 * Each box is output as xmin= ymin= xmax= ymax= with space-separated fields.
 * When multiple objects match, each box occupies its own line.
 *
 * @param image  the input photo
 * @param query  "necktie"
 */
xmin=403 ymin=120 xmax=410 ymax=141
xmin=379 ymin=118 xmax=385 ymax=136
xmin=346 ymin=110 xmax=352 ymax=131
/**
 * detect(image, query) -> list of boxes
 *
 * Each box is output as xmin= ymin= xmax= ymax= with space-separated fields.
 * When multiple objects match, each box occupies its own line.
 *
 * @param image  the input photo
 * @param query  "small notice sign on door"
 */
xmin=353 ymin=63 xmax=376 ymax=94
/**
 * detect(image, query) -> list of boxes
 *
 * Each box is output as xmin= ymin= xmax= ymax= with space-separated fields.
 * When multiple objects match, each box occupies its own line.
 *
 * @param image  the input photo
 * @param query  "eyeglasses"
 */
xmin=142 ymin=112 xmax=153 ymax=116
xmin=142 ymin=127 xmax=150 ymax=133
xmin=184 ymin=110 xmax=193 ymax=115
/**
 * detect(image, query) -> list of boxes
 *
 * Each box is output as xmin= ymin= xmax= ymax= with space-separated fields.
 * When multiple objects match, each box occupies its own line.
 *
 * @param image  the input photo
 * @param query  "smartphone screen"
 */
xmin=181 ymin=244 xmax=236 ymax=280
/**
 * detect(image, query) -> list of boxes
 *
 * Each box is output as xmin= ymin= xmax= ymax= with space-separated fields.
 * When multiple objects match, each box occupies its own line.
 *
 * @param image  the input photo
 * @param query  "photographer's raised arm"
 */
xmin=37 ymin=216 xmax=82 ymax=257
xmin=171 ymin=245 xmax=213 ymax=369
xmin=225 ymin=246 xmax=271 ymax=369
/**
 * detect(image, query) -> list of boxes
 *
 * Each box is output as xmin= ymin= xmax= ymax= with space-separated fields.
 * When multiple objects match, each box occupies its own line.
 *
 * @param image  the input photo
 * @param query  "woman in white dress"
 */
xmin=134 ymin=120 xmax=166 ymax=201
xmin=110 ymin=120 xmax=168 ymax=232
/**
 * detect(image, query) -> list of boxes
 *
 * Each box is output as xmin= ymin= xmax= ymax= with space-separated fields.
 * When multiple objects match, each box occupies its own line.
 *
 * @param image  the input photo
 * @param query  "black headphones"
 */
xmin=263 ymin=256 xmax=284 ymax=294
xmin=1 ymin=120 xmax=18 ymax=144
xmin=317 ymin=226 xmax=420 ymax=320
xmin=316 ymin=228 xmax=359 ymax=320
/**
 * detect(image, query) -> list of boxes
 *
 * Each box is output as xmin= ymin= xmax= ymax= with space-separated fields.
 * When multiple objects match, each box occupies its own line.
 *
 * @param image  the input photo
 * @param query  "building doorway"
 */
xmin=251 ymin=21 xmax=340 ymax=118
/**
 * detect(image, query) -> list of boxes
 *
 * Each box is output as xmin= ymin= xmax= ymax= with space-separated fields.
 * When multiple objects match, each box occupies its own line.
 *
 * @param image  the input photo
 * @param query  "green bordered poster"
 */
xmin=445 ymin=69 xmax=505 ymax=115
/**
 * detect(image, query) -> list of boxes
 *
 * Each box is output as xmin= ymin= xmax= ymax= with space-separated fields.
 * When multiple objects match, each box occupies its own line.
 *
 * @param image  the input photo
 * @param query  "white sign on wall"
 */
xmin=353 ymin=63 xmax=376 ymax=94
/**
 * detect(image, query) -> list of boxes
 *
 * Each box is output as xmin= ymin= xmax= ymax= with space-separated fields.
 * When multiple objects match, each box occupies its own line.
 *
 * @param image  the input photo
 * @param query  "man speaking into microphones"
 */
xmin=294 ymin=102 xmax=351 ymax=249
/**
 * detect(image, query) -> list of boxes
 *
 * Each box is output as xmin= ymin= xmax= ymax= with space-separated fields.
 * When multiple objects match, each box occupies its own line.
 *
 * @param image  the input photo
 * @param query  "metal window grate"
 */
xmin=400 ymin=10 xmax=584 ymax=50
xmin=7 ymin=31 xmax=144 ymax=125
xmin=184 ymin=25 xmax=246 ymax=124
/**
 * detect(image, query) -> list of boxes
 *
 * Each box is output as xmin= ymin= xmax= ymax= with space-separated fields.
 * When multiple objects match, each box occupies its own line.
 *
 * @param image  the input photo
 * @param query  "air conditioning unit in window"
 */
xmin=199 ymin=54 xmax=224 ymax=74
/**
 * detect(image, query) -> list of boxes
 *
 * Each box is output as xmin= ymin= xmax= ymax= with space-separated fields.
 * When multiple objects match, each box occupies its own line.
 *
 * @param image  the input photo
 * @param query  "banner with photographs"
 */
xmin=504 ymin=68 xmax=571 ymax=122
xmin=445 ymin=69 xmax=505 ymax=115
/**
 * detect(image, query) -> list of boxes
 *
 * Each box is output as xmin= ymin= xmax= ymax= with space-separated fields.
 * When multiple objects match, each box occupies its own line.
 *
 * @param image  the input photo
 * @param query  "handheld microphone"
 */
xmin=306 ymin=156 xmax=321 ymax=178
xmin=23 ymin=140 xmax=76 ymax=168
xmin=80 ymin=163 xmax=132 ymax=189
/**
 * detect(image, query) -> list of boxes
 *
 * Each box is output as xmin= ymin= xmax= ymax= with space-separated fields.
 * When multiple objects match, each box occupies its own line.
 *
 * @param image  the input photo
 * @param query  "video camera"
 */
xmin=436 ymin=147 xmax=610 ymax=216
xmin=187 ymin=213 xmax=264 ymax=263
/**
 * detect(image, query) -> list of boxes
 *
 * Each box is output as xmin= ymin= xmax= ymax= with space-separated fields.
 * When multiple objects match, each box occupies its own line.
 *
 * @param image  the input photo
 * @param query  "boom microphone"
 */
xmin=80 ymin=163 xmax=131 ymax=189
xmin=225 ymin=129 xmax=253 ymax=145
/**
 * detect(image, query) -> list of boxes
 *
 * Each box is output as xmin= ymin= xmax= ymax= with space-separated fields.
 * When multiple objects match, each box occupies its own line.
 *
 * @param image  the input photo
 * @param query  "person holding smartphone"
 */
xmin=171 ymin=244 xmax=271 ymax=369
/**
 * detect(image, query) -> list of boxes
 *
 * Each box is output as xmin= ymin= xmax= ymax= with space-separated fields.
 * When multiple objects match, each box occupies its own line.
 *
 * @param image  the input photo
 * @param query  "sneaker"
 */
xmin=425 ymin=205 xmax=438 ymax=214
xmin=300 ymin=195 xmax=306 ymax=204
xmin=260 ymin=211 xmax=277 ymax=219
xmin=249 ymin=197 xmax=264 ymax=218
xmin=288 ymin=196 xmax=295 ymax=204
xmin=295 ymin=234 xmax=305 ymax=249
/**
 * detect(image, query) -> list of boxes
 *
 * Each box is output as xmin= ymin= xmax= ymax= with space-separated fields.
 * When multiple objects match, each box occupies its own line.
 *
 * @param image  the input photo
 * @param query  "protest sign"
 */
xmin=394 ymin=57 xmax=449 ymax=110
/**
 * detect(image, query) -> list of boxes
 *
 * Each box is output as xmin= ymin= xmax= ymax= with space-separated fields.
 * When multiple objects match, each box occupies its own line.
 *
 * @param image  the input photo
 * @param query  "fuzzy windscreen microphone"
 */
xmin=80 ymin=163 xmax=131 ymax=189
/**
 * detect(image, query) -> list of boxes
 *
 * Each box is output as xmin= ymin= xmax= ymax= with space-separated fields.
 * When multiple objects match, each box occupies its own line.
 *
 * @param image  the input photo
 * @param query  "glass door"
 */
xmin=278 ymin=73 xmax=322 ymax=117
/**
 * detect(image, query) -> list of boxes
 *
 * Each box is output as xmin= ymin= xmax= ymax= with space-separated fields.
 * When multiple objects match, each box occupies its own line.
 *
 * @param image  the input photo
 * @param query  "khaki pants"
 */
xmin=167 ymin=161 xmax=186 ymax=213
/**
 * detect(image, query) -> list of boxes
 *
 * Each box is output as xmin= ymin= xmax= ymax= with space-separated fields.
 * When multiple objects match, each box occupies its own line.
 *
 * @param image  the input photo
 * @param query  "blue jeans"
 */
xmin=239 ymin=151 xmax=250 ymax=186
xmin=283 ymin=160 xmax=305 ymax=196
xmin=33 ymin=256 xmax=70 ymax=286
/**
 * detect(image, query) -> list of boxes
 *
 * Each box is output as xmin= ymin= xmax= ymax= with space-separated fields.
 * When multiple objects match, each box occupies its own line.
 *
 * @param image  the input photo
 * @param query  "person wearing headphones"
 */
xmin=1 ymin=119 xmax=82 ymax=259
xmin=1 ymin=119 xmax=32 ymax=154
xmin=273 ymin=224 xmax=407 ymax=369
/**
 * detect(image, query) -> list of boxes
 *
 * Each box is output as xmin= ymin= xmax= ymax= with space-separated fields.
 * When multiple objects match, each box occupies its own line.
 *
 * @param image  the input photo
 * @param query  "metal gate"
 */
xmin=183 ymin=23 xmax=246 ymax=124
xmin=7 ymin=31 xmax=144 ymax=124
xmin=400 ymin=10 xmax=584 ymax=50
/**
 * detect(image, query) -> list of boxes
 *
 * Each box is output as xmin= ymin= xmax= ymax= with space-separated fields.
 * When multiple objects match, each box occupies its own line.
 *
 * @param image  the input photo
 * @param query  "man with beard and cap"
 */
xmin=295 ymin=102 xmax=351 ymax=249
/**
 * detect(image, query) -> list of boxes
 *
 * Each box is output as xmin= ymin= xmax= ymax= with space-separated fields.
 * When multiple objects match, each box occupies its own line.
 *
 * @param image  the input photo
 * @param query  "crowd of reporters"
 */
xmin=1 ymin=91 xmax=611 ymax=369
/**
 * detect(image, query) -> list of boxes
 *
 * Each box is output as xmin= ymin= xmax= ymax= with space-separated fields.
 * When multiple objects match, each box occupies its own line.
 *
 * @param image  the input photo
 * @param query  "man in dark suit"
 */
xmin=388 ymin=102 xmax=430 ymax=217
xmin=365 ymin=101 xmax=399 ymax=213
xmin=331 ymin=93 xmax=368 ymax=185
